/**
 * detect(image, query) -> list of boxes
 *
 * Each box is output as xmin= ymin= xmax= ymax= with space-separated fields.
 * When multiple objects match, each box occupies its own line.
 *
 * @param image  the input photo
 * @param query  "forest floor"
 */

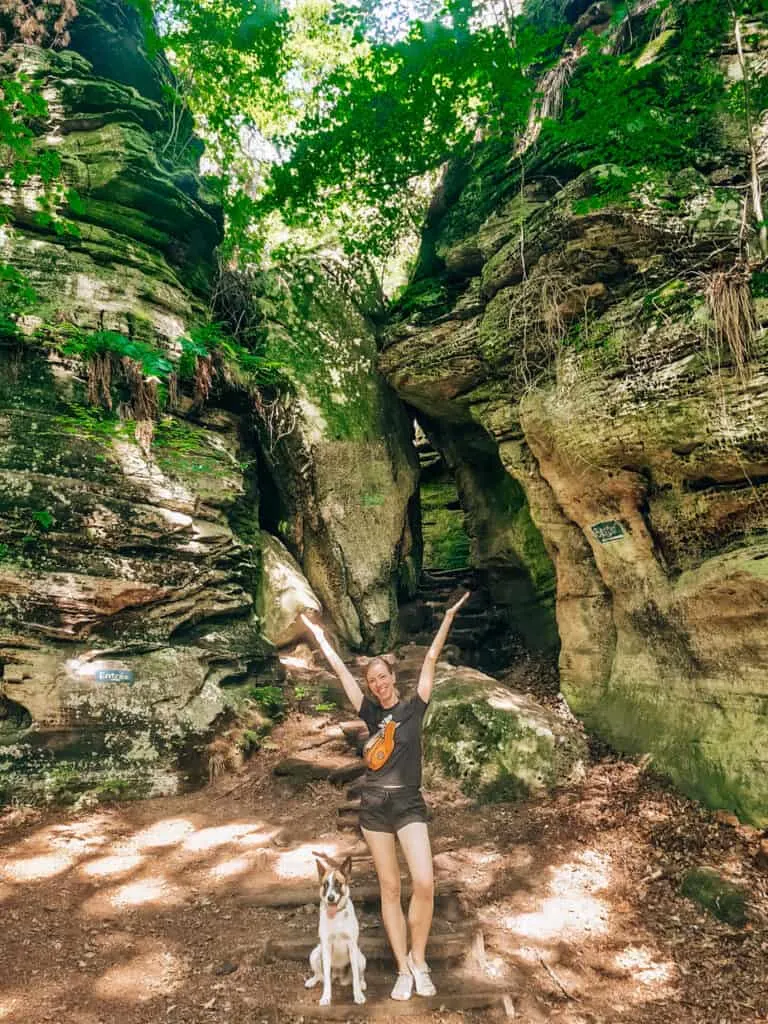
xmin=1 ymin=653 xmax=767 ymax=1024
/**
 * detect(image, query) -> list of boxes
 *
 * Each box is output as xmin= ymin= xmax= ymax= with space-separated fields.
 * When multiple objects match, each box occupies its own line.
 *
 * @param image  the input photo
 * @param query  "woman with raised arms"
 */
xmin=302 ymin=591 xmax=469 ymax=1002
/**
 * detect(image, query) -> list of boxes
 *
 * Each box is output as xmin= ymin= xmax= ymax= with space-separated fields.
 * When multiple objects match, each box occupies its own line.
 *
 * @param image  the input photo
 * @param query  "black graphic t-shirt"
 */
xmin=358 ymin=694 xmax=429 ymax=789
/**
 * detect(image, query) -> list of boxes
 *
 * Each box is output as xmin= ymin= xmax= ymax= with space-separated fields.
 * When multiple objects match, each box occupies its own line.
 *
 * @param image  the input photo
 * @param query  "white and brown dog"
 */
xmin=305 ymin=854 xmax=367 ymax=1006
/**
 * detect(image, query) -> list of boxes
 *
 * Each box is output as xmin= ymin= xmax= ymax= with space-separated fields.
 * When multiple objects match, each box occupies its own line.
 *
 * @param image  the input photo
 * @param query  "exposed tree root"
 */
xmin=704 ymin=265 xmax=757 ymax=379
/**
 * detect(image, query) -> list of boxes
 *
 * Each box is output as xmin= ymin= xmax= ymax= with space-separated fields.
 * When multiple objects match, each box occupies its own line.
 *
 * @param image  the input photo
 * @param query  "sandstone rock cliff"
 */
xmin=0 ymin=1 xmax=265 ymax=801
xmin=381 ymin=7 xmax=768 ymax=824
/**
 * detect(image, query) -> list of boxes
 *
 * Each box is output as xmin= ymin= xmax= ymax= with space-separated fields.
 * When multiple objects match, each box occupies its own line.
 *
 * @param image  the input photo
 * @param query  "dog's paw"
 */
xmin=319 ymin=993 xmax=332 ymax=1007
xmin=354 ymin=992 xmax=367 ymax=1005
xmin=305 ymin=977 xmax=319 ymax=989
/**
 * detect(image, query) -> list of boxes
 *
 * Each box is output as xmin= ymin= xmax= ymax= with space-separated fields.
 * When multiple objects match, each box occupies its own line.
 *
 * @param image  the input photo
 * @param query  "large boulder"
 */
xmin=254 ymin=257 xmax=421 ymax=651
xmin=423 ymin=664 xmax=587 ymax=802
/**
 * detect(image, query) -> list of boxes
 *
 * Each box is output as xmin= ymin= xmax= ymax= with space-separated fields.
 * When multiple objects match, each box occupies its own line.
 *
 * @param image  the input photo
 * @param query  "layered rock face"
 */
xmin=0 ymin=0 xmax=221 ymax=344
xmin=382 ymin=18 xmax=768 ymax=822
xmin=0 ymin=1 xmax=421 ymax=799
xmin=254 ymin=259 xmax=420 ymax=651
xmin=0 ymin=2 xmax=271 ymax=801
xmin=0 ymin=344 xmax=272 ymax=801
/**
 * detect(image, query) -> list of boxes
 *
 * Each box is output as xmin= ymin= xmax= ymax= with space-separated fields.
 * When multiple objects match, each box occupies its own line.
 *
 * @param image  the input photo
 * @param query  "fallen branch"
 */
xmin=537 ymin=954 xmax=577 ymax=1001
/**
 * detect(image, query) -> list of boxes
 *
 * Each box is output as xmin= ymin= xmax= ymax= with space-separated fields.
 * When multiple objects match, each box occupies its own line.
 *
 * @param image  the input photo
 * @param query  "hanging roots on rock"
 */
xmin=134 ymin=418 xmax=154 ymax=455
xmin=704 ymin=266 xmax=757 ymax=378
xmin=193 ymin=354 xmax=214 ymax=408
xmin=87 ymin=352 xmax=113 ymax=410
xmin=0 ymin=0 xmax=78 ymax=48
xmin=516 ymin=45 xmax=582 ymax=156
xmin=205 ymin=733 xmax=246 ymax=783
xmin=120 ymin=356 xmax=160 ymax=420
xmin=252 ymin=390 xmax=299 ymax=450
xmin=167 ymin=371 xmax=179 ymax=410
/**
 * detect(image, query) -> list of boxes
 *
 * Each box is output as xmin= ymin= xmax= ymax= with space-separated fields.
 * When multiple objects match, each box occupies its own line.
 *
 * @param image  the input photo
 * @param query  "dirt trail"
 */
xmin=1 ymin=700 xmax=767 ymax=1024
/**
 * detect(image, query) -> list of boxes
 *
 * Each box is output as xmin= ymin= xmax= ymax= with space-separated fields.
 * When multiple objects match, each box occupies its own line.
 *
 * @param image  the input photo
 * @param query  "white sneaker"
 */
xmin=407 ymin=952 xmax=437 ymax=997
xmin=391 ymin=972 xmax=414 ymax=1001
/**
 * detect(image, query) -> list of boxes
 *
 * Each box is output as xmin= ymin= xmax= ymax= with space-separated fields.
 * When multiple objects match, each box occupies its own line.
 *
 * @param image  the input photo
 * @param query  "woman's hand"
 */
xmin=445 ymin=591 xmax=470 ymax=618
xmin=417 ymin=591 xmax=471 ymax=703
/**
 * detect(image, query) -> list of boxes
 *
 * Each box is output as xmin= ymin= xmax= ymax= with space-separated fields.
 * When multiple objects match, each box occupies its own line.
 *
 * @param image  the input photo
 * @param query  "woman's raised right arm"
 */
xmin=300 ymin=613 xmax=365 ymax=713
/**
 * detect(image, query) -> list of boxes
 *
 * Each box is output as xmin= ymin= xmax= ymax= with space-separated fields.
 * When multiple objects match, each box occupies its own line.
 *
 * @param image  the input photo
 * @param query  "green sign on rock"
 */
xmin=591 ymin=520 xmax=625 ymax=543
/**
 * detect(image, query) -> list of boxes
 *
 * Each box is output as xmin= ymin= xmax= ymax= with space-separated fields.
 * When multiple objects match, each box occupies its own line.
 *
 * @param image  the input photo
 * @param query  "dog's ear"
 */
xmin=340 ymin=856 xmax=352 ymax=878
xmin=315 ymin=858 xmax=327 ymax=882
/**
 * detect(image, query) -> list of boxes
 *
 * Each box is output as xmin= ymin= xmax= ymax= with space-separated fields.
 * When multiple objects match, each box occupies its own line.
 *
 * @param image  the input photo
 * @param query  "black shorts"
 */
xmin=358 ymin=786 xmax=429 ymax=834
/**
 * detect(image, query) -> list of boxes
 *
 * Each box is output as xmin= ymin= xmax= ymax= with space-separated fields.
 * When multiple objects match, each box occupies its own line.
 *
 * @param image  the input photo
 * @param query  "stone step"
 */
xmin=274 ymin=755 xmax=366 ymax=785
xmin=261 ymin=929 xmax=476 ymax=965
xmin=240 ymin=877 xmax=462 ymax=910
xmin=339 ymin=720 xmax=369 ymax=742
xmin=421 ymin=568 xmax=474 ymax=581
xmin=274 ymin=988 xmax=511 ymax=1020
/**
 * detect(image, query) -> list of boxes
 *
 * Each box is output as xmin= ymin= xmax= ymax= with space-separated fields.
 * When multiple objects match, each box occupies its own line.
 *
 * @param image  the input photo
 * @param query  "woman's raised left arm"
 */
xmin=417 ymin=591 xmax=470 ymax=704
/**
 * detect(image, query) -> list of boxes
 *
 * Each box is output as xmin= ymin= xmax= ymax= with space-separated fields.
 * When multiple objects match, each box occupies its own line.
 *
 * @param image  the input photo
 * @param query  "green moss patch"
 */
xmin=680 ymin=868 xmax=747 ymax=927
xmin=421 ymin=481 xmax=471 ymax=570
xmin=424 ymin=674 xmax=587 ymax=803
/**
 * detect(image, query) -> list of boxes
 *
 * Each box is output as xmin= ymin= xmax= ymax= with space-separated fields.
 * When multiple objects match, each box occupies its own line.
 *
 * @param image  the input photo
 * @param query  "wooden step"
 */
xmin=339 ymin=720 xmax=368 ymax=742
xmin=240 ymin=876 xmax=462 ymax=909
xmin=274 ymin=988 xmax=511 ymax=1019
xmin=262 ymin=929 xmax=476 ymax=965
xmin=338 ymin=801 xmax=361 ymax=816
xmin=274 ymin=755 xmax=366 ymax=784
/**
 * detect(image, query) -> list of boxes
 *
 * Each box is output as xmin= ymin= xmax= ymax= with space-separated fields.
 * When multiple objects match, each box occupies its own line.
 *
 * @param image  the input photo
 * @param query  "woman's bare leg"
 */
xmin=397 ymin=822 xmax=434 ymax=967
xmin=361 ymin=827 xmax=409 ymax=973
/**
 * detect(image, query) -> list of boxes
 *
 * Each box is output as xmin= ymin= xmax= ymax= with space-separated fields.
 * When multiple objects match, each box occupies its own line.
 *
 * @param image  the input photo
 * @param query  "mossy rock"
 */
xmin=423 ymin=665 xmax=587 ymax=802
xmin=680 ymin=868 xmax=747 ymax=928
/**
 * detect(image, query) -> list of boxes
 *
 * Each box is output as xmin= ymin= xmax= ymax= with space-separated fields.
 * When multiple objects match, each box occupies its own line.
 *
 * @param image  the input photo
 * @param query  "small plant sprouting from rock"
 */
xmin=249 ymin=684 xmax=286 ymax=722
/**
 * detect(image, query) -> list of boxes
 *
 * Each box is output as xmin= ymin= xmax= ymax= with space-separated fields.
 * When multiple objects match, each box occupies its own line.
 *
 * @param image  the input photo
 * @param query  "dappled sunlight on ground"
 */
xmin=274 ymin=840 xmax=344 ymax=879
xmin=2 ymin=850 xmax=75 ymax=882
xmin=129 ymin=817 xmax=196 ymax=850
xmin=1 ymin=734 xmax=766 ymax=1024
xmin=109 ymin=875 xmax=185 ymax=909
xmin=499 ymin=848 xmax=612 ymax=942
xmin=92 ymin=948 xmax=186 ymax=1002
xmin=614 ymin=945 xmax=677 ymax=989
xmin=80 ymin=852 xmax=144 ymax=878
xmin=208 ymin=855 xmax=255 ymax=881
xmin=487 ymin=847 xmax=614 ymax=942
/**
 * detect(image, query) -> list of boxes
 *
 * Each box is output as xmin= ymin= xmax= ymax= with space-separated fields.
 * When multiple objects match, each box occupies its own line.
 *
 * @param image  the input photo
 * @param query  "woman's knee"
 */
xmin=378 ymin=875 xmax=402 ymax=903
xmin=410 ymin=874 xmax=434 ymax=902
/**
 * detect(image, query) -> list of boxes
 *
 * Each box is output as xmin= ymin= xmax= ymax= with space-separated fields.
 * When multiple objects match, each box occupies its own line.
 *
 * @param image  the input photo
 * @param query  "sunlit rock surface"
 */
xmin=258 ymin=532 xmax=320 ymax=648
